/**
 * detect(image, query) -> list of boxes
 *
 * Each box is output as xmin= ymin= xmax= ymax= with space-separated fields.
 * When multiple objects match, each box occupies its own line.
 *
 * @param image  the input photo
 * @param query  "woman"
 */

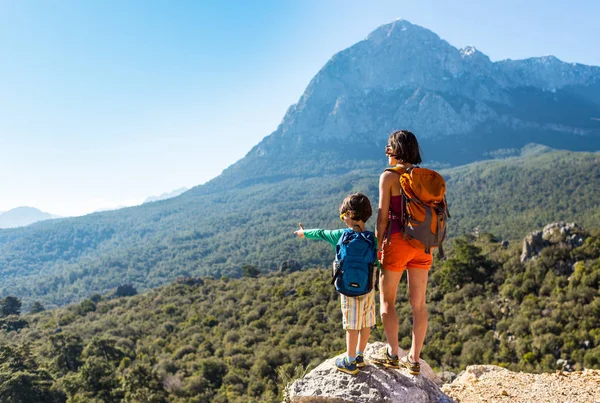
xmin=371 ymin=130 xmax=431 ymax=375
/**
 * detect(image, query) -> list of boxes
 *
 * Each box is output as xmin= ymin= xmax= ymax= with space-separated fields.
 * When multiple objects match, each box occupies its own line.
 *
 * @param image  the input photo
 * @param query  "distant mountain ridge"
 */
xmin=0 ymin=207 xmax=55 ymax=229
xmin=143 ymin=187 xmax=189 ymax=204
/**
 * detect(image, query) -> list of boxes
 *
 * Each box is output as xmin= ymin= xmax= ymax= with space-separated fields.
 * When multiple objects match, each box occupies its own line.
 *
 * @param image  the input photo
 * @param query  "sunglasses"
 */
xmin=340 ymin=212 xmax=350 ymax=221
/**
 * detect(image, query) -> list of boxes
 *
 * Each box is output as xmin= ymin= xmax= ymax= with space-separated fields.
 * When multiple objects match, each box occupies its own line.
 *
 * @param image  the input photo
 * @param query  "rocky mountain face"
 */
xmin=217 ymin=19 xmax=600 ymax=186
xmin=0 ymin=207 xmax=54 ymax=229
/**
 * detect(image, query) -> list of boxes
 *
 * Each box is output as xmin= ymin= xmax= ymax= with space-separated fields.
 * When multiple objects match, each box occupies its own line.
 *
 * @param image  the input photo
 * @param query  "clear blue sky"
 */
xmin=1 ymin=0 xmax=598 ymax=216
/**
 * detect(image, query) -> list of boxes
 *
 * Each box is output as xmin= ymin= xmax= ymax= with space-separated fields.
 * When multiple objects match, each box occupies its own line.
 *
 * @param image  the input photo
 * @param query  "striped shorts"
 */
xmin=340 ymin=290 xmax=377 ymax=330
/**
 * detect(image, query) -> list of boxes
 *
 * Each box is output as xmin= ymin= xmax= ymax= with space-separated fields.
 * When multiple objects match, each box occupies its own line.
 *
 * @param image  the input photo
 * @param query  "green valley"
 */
xmin=1 ymin=225 xmax=598 ymax=402
xmin=1 ymin=148 xmax=599 ymax=308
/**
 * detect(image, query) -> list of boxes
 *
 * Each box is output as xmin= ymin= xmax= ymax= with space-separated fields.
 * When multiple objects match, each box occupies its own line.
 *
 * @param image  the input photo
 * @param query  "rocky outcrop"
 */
xmin=286 ymin=356 xmax=600 ymax=403
xmin=520 ymin=222 xmax=586 ymax=262
xmin=285 ymin=342 xmax=454 ymax=403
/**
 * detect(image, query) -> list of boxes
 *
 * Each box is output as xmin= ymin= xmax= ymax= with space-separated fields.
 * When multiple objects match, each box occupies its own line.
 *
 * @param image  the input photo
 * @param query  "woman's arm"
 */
xmin=376 ymin=171 xmax=394 ymax=251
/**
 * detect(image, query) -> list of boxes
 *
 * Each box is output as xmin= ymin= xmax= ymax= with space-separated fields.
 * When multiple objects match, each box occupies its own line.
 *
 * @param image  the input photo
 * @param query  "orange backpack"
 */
xmin=386 ymin=166 xmax=450 ymax=258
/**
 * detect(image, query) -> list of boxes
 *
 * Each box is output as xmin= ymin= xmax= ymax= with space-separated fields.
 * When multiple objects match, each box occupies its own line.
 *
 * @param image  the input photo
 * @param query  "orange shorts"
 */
xmin=381 ymin=233 xmax=433 ymax=272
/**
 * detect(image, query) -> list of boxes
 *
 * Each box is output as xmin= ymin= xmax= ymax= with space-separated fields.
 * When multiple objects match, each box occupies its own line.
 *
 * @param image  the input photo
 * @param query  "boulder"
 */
xmin=520 ymin=222 xmax=585 ymax=262
xmin=285 ymin=342 xmax=454 ymax=403
xmin=520 ymin=230 xmax=545 ymax=262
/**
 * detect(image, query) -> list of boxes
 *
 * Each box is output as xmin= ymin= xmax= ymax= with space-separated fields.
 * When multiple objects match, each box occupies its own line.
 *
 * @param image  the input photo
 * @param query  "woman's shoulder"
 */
xmin=380 ymin=169 xmax=400 ymax=182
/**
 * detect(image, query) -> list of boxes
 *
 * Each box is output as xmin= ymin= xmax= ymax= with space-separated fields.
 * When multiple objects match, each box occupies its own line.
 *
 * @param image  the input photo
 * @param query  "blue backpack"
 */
xmin=332 ymin=229 xmax=378 ymax=297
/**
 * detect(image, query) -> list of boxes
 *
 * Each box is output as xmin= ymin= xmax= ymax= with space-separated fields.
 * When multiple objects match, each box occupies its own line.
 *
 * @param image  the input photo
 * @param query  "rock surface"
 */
xmin=287 ymin=351 xmax=600 ymax=403
xmin=286 ymin=342 xmax=454 ymax=403
xmin=442 ymin=364 xmax=600 ymax=403
xmin=520 ymin=222 xmax=586 ymax=262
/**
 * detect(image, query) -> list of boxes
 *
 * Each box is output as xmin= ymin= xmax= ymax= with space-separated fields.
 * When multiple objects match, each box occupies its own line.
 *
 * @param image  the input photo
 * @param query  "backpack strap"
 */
xmin=332 ymin=230 xmax=351 ymax=285
xmin=331 ymin=263 xmax=342 ymax=285
xmin=438 ymin=243 xmax=446 ymax=260
xmin=384 ymin=166 xmax=404 ymax=174
xmin=383 ymin=167 xmax=405 ymax=244
xmin=352 ymin=224 xmax=363 ymax=232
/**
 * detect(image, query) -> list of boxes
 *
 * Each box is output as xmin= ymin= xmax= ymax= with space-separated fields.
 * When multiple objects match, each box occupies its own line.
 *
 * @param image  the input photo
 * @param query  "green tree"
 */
xmin=114 ymin=284 xmax=137 ymax=298
xmin=0 ymin=316 xmax=28 ymax=332
xmin=0 ymin=345 xmax=66 ymax=403
xmin=0 ymin=296 xmax=22 ymax=317
xmin=29 ymin=301 xmax=45 ymax=314
xmin=432 ymin=236 xmax=497 ymax=294
xmin=121 ymin=362 xmax=168 ymax=403
xmin=83 ymin=336 xmax=128 ymax=363
xmin=242 ymin=265 xmax=261 ymax=278
xmin=48 ymin=333 xmax=84 ymax=374
xmin=75 ymin=299 xmax=96 ymax=316
xmin=198 ymin=359 xmax=228 ymax=388
xmin=76 ymin=356 xmax=123 ymax=402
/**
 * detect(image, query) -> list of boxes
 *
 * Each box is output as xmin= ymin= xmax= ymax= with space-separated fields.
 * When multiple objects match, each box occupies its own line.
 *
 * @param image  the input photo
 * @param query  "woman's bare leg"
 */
xmin=406 ymin=267 xmax=429 ymax=361
xmin=379 ymin=269 xmax=403 ymax=356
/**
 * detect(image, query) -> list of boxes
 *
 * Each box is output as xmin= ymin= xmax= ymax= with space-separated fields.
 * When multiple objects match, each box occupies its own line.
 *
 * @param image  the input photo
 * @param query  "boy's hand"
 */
xmin=294 ymin=223 xmax=305 ymax=238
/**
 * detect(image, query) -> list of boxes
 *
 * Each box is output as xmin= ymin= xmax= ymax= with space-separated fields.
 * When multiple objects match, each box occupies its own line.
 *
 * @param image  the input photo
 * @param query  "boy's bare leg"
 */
xmin=379 ymin=268 xmax=403 ymax=356
xmin=406 ymin=267 xmax=429 ymax=361
xmin=346 ymin=329 xmax=359 ymax=358
xmin=358 ymin=327 xmax=370 ymax=353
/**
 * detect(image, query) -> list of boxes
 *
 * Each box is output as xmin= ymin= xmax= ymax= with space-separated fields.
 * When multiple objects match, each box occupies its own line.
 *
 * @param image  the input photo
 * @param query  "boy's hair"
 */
xmin=339 ymin=193 xmax=372 ymax=223
xmin=388 ymin=130 xmax=423 ymax=165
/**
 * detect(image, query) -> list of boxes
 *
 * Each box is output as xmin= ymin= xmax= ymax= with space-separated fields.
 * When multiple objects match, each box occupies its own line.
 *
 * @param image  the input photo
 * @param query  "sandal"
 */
xmin=400 ymin=355 xmax=421 ymax=375
xmin=371 ymin=347 xmax=400 ymax=369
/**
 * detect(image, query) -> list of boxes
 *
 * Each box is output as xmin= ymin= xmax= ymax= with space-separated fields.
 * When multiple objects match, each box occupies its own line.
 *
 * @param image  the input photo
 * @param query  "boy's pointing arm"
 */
xmin=296 ymin=228 xmax=344 ymax=246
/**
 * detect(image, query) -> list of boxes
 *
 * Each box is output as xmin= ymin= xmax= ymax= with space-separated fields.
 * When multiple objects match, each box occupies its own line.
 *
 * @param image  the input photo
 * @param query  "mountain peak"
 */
xmin=536 ymin=55 xmax=562 ymax=64
xmin=300 ymin=19 xmax=462 ymax=98
xmin=460 ymin=45 xmax=479 ymax=58
xmin=459 ymin=45 xmax=492 ymax=68
xmin=365 ymin=19 xmax=442 ymax=45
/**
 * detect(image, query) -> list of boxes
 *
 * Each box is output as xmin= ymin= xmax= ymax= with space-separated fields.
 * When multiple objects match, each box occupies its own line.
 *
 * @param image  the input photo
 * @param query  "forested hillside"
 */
xmin=1 ymin=226 xmax=598 ymax=402
xmin=1 ymin=148 xmax=599 ymax=308
xmin=2 ymin=19 xmax=600 ymax=309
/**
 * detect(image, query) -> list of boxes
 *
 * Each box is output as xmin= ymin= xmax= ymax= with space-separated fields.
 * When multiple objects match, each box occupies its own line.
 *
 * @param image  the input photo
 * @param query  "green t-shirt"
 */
xmin=303 ymin=228 xmax=346 ymax=246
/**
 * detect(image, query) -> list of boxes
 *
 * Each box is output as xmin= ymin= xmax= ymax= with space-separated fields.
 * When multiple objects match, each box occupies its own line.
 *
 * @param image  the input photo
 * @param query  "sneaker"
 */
xmin=400 ymin=355 xmax=421 ymax=375
xmin=355 ymin=353 xmax=366 ymax=368
xmin=371 ymin=347 xmax=400 ymax=369
xmin=335 ymin=356 xmax=359 ymax=375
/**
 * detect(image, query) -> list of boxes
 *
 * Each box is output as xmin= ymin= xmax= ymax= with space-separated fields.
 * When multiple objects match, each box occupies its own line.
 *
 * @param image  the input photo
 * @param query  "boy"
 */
xmin=294 ymin=193 xmax=378 ymax=375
